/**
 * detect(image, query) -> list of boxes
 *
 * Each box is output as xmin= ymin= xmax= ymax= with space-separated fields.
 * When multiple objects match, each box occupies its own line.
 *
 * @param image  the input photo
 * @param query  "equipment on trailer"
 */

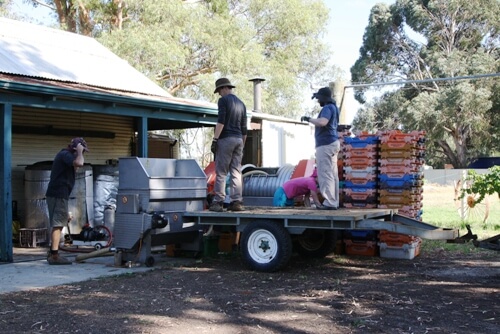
xmin=112 ymin=157 xmax=206 ymax=267
xmin=110 ymin=157 xmax=467 ymax=272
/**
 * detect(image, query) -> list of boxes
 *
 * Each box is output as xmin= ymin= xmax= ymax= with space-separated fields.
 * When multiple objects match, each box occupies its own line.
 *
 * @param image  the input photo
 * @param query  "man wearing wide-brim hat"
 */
xmin=209 ymin=78 xmax=248 ymax=212
xmin=300 ymin=87 xmax=340 ymax=210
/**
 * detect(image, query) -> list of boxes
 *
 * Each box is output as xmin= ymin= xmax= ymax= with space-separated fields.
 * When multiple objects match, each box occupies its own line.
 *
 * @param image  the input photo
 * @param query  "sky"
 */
xmin=322 ymin=0 xmax=396 ymax=121
xmin=324 ymin=0 xmax=394 ymax=76
xmin=8 ymin=0 xmax=395 ymax=122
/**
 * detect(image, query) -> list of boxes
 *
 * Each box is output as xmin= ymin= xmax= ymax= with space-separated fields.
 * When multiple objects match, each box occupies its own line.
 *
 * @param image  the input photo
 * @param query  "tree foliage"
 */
xmin=19 ymin=0 xmax=338 ymax=119
xmin=460 ymin=166 xmax=500 ymax=205
xmin=351 ymin=0 xmax=500 ymax=168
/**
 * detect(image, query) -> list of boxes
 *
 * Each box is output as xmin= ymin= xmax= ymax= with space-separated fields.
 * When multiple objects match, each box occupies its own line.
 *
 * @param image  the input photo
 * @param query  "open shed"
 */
xmin=0 ymin=18 xmax=219 ymax=262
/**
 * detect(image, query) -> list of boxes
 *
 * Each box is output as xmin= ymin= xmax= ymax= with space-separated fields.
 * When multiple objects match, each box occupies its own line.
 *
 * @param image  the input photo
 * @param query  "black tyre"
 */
xmin=295 ymin=229 xmax=338 ymax=258
xmin=240 ymin=220 xmax=292 ymax=272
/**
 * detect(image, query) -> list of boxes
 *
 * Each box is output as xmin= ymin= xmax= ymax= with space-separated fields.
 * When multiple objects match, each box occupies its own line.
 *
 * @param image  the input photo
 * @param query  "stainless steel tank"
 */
xmin=23 ymin=162 xmax=93 ymax=234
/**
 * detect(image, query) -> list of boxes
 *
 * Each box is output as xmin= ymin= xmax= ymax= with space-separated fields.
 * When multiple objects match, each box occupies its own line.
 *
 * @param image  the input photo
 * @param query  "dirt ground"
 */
xmin=0 ymin=247 xmax=498 ymax=334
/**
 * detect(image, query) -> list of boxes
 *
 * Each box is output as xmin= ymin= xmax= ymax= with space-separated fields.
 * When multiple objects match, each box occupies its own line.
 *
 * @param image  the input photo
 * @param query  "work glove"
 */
xmin=211 ymin=139 xmax=218 ymax=155
xmin=300 ymin=116 xmax=310 ymax=122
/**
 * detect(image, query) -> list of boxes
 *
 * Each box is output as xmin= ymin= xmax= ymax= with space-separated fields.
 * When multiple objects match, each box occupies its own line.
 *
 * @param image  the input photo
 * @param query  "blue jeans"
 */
xmin=273 ymin=187 xmax=295 ymax=207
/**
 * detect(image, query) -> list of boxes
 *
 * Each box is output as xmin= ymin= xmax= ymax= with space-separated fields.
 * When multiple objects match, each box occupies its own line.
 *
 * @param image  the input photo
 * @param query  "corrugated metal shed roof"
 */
xmin=0 ymin=17 xmax=170 ymax=97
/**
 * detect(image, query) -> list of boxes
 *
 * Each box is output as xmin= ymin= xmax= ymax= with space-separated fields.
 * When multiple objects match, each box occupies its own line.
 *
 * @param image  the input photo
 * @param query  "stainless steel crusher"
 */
xmin=113 ymin=157 xmax=207 ymax=266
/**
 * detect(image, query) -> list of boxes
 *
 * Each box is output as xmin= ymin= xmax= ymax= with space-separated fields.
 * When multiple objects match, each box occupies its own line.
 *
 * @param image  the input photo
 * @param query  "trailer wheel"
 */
xmin=296 ymin=229 xmax=338 ymax=258
xmin=241 ymin=220 xmax=292 ymax=272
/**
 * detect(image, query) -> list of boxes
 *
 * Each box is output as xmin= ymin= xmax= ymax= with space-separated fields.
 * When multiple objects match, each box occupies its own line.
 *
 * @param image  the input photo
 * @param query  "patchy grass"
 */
xmin=420 ymin=183 xmax=500 ymax=252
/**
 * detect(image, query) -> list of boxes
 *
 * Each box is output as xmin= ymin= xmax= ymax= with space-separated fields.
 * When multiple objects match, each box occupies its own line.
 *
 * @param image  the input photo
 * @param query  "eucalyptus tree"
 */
xmin=19 ymin=0 xmax=337 ymax=118
xmin=351 ymin=0 xmax=499 ymax=168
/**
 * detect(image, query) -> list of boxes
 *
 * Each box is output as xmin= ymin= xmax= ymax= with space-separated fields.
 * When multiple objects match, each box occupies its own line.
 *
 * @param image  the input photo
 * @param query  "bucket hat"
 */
xmin=214 ymin=78 xmax=236 ymax=93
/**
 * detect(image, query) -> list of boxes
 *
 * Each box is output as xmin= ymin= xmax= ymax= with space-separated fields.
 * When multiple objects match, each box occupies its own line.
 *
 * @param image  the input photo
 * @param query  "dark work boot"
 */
xmin=227 ymin=201 xmax=244 ymax=212
xmin=209 ymin=201 xmax=224 ymax=212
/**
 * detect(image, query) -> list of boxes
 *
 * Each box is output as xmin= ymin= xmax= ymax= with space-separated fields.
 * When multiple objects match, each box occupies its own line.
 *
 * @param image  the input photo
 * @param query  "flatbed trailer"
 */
xmin=179 ymin=207 xmax=459 ymax=272
xmin=111 ymin=157 xmax=461 ymax=272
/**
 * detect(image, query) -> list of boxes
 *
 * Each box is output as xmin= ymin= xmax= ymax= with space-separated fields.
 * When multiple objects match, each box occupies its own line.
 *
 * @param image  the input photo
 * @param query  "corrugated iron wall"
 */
xmin=11 ymin=107 xmax=135 ymax=224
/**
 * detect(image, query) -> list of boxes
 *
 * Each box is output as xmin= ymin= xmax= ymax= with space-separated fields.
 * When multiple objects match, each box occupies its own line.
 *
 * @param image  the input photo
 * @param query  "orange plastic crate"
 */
xmin=380 ymin=142 xmax=416 ymax=150
xmin=344 ymin=188 xmax=377 ymax=196
xmin=344 ymin=149 xmax=378 ymax=159
xmin=379 ymin=130 xmax=425 ymax=143
xmin=379 ymin=195 xmax=422 ymax=205
xmin=344 ymin=240 xmax=378 ymax=256
xmin=380 ymin=150 xmax=416 ymax=159
xmin=343 ymin=202 xmax=378 ymax=209
xmin=344 ymin=157 xmax=378 ymax=166
xmin=344 ymin=143 xmax=378 ymax=151
xmin=379 ymin=231 xmax=418 ymax=245
xmin=379 ymin=158 xmax=416 ymax=166
xmin=344 ymin=170 xmax=378 ymax=180
xmin=379 ymin=238 xmax=422 ymax=259
xmin=379 ymin=165 xmax=421 ymax=174
xmin=378 ymin=188 xmax=423 ymax=196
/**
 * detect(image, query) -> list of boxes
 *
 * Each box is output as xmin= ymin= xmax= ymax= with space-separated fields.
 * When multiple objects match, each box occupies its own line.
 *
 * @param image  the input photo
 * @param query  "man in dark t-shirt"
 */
xmin=45 ymin=137 xmax=88 ymax=265
xmin=209 ymin=78 xmax=247 ymax=212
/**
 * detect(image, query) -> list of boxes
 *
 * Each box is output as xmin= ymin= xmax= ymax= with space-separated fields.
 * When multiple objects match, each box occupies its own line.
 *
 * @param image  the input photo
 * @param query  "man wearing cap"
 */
xmin=301 ymin=87 xmax=340 ymax=210
xmin=45 ymin=138 xmax=88 ymax=264
xmin=210 ymin=78 xmax=247 ymax=212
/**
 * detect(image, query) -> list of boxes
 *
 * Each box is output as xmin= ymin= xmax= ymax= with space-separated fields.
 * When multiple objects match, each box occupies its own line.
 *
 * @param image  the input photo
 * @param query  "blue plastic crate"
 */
xmin=378 ymin=179 xmax=422 ymax=189
xmin=344 ymin=180 xmax=377 ymax=188
xmin=378 ymin=174 xmax=419 ymax=182
xmin=344 ymin=230 xmax=378 ymax=241
xmin=344 ymin=136 xmax=379 ymax=147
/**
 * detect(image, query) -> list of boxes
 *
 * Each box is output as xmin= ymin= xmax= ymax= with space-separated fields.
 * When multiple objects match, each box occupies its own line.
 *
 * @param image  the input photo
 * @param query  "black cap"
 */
xmin=70 ymin=137 xmax=89 ymax=152
xmin=311 ymin=87 xmax=333 ymax=103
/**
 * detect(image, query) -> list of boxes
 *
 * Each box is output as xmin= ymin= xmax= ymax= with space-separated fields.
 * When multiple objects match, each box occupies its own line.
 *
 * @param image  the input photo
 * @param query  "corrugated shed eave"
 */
xmin=0 ymin=74 xmax=218 ymax=115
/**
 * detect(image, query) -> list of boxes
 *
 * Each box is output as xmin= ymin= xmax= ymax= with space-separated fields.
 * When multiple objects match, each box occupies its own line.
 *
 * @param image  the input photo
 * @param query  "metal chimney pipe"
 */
xmin=249 ymin=77 xmax=265 ymax=112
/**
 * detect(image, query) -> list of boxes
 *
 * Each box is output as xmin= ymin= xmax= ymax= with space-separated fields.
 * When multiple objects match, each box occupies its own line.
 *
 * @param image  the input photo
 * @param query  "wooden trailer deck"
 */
xmin=183 ymin=207 xmax=459 ymax=240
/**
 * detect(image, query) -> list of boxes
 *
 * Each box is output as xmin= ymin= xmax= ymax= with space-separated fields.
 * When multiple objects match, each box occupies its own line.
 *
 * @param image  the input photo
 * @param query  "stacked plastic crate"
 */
xmin=337 ymin=125 xmax=353 ymax=180
xmin=343 ymin=229 xmax=379 ymax=257
xmin=378 ymin=230 xmax=422 ymax=259
xmin=377 ymin=130 xmax=426 ymax=219
xmin=342 ymin=133 xmax=379 ymax=209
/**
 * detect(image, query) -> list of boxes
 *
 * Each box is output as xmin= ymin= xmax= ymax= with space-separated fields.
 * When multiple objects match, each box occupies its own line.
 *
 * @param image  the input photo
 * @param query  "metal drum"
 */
xmin=243 ymin=164 xmax=295 ymax=206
